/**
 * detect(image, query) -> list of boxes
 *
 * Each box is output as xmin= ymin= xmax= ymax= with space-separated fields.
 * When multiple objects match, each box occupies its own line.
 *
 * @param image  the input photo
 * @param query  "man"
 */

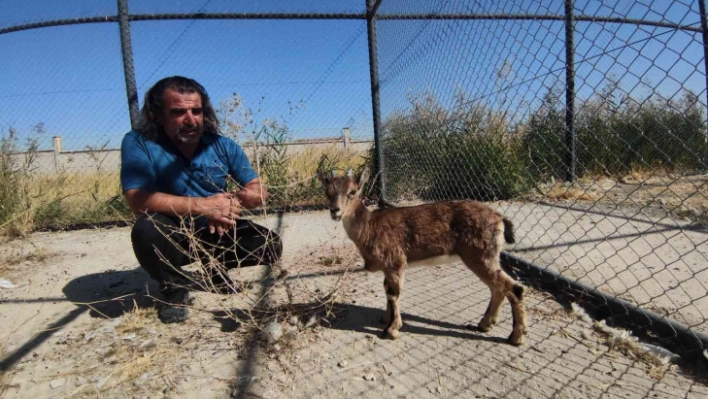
xmin=121 ymin=76 xmax=282 ymax=324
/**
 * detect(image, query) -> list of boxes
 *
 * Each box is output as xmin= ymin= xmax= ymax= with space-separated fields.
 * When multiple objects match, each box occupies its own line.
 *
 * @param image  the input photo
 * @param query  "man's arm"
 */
xmin=234 ymin=178 xmax=268 ymax=209
xmin=124 ymin=189 xmax=239 ymax=225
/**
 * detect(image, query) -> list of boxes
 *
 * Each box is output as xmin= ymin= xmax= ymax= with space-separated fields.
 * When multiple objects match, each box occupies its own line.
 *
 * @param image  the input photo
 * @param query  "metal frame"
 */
xmin=1 ymin=0 xmax=707 ymax=364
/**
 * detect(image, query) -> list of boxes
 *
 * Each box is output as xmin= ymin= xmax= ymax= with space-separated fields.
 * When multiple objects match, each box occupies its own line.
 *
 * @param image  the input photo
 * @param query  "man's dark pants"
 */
xmin=131 ymin=213 xmax=282 ymax=290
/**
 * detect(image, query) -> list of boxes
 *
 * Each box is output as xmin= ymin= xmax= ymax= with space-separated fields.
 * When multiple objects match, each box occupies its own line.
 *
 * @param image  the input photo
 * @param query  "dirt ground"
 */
xmin=1 ymin=211 xmax=707 ymax=399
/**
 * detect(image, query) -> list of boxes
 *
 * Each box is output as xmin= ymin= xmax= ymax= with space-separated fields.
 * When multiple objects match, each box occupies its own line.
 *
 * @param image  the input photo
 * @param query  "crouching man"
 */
xmin=120 ymin=76 xmax=282 ymax=324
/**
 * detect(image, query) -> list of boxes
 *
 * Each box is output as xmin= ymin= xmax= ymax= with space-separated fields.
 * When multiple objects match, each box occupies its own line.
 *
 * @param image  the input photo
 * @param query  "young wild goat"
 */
xmin=318 ymin=168 xmax=528 ymax=345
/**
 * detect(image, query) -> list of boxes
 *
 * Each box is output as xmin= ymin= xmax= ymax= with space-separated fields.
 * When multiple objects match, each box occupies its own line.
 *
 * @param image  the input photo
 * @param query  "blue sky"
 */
xmin=1 ymin=0 xmax=706 ymax=152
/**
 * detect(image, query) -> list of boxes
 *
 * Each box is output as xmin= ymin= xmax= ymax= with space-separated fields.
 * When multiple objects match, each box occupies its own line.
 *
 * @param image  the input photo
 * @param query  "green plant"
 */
xmin=372 ymin=92 xmax=531 ymax=202
xmin=523 ymin=85 xmax=708 ymax=179
xmin=259 ymin=120 xmax=290 ymax=207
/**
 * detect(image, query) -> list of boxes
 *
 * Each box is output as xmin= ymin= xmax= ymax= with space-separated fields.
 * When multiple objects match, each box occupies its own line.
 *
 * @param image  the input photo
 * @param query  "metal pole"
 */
xmin=117 ymin=0 xmax=140 ymax=130
xmin=367 ymin=0 xmax=386 ymax=202
xmin=698 ymin=0 xmax=708 ymax=163
xmin=564 ymin=0 xmax=577 ymax=182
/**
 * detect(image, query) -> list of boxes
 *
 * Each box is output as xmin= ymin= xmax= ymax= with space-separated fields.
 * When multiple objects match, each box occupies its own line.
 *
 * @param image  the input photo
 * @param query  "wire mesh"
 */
xmin=1 ymin=1 xmax=708 ymax=398
xmin=375 ymin=0 xmax=708 ymax=359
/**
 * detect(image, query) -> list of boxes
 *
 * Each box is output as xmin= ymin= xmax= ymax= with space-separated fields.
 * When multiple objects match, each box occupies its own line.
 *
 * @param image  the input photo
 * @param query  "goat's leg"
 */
xmin=477 ymin=289 xmax=505 ymax=332
xmin=460 ymin=249 xmax=527 ymax=345
xmin=380 ymin=277 xmax=391 ymax=325
xmin=505 ymin=282 xmax=528 ymax=346
xmin=381 ymin=268 xmax=404 ymax=340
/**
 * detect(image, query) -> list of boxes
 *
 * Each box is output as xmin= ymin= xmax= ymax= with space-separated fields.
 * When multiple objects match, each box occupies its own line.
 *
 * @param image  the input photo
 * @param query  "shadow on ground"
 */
xmin=210 ymin=301 xmax=507 ymax=344
xmin=62 ymin=267 xmax=158 ymax=318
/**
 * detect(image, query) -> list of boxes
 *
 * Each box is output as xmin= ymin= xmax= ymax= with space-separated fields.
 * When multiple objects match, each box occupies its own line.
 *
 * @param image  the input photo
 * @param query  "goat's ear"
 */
xmin=356 ymin=168 xmax=370 ymax=193
xmin=316 ymin=171 xmax=328 ymax=186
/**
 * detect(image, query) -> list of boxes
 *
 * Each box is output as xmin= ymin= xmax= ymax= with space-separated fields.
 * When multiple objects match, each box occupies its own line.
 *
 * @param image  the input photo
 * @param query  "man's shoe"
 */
xmin=158 ymin=287 xmax=190 ymax=324
xmin=210 ymin=274 xmax=247 ymax=294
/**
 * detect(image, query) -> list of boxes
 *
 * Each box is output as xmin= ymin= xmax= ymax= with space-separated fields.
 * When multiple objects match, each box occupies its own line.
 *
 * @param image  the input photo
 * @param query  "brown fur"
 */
xmin=318 ymin=169 xmax=528 ymax=345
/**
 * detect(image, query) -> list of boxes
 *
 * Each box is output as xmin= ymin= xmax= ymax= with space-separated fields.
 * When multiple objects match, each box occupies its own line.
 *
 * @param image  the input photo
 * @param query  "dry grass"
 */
xmin=0 ymin=246 xmax=51 ymax=279
xmin=285 ymin=145 xmax=367 ymax=181
xmin=532 ymin=171 xmax=708 ymax=224
xmin=539 ymin=182 xmax=601 ymax=202
xmin=1 ymin=171 xmax=125 ymax=237
xmin=48 ymin=306 xmax=183 ymax=398
xmin=569 ymin=303 xmax=675 ymax=380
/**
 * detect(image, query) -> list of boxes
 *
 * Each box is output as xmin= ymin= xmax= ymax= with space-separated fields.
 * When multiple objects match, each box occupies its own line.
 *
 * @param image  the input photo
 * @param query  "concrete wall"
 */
xmin=12 ymin=139 xmax=374 ymax=175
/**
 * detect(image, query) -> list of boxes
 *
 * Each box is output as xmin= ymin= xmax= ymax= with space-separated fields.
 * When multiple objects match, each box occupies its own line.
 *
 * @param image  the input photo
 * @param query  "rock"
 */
xmin=49 ymin=379 xmax=66 ymax=389
xmin=619 ymin=175 xmax=635 ymax=184
xmin=133 ymin=372 xmax=151 ymax=387
xmin=0 ymin=279 xmax=16 ymax=289
xmin=139 ymin=339 xmax=156 ymax=351
xmin=363 ymin=374 xmax=376 ymax=382
xmin=283 ymin=324 xmax=298 ymax=335
xmin=641 ymin=343 xmax=680 ymax=363
xmin=338 ymin=360 xmax=348 ymax=368
xmin=305 ymin=315 xmax=319 ymax=328
xmin=264 ymin=321 xmax=282 ymax=343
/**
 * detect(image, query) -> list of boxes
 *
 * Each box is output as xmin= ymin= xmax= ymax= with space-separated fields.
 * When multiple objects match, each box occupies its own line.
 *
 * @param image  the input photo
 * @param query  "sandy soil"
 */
xmin=0 ymin=212 xmax=707 ymax=399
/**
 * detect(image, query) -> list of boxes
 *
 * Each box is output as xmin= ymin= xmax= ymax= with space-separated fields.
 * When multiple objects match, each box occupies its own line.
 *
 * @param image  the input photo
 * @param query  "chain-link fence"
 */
xmin=0 ymin=0 xmax=375 ymax=235
xmin=374 ymin=0 xmax=708 ymax=361
xmin=1 ymin=0 xmax=707 ymax=393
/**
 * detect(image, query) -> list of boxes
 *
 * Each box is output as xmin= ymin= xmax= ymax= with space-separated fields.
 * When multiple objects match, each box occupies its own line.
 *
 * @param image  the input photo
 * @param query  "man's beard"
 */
xmin=173 ymin=126 xmax=203 ymax=145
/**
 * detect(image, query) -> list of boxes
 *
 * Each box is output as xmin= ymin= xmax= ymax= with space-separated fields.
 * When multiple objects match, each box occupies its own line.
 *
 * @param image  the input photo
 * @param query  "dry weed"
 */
xmin=541 ymin=182 xmax=600 ymax=202
xmin=0 ymin=245 xmax=51 ymax=279
xmin=569 ymin=303 xmax=675 ymax=379
xmin=40 ymin=305 xmax=182 ymax=398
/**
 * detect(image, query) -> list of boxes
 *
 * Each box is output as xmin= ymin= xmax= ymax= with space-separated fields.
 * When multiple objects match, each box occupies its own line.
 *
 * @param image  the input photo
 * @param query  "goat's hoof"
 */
xmin=381 ymin=328 xmax=399 ymax=340
xmin=477 ymin=321 xmax=493 ymax=333
xmin=507 ymin=332 xmax=526 ymax=346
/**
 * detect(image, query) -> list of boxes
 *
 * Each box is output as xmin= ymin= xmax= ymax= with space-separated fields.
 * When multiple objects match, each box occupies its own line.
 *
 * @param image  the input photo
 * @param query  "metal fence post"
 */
xmin=564 ymin=0 xmax=577 ymax=182
xmin=367 ymin=0 xmax=387 ymax=202
xmin=117 ymin=0 xmax=140 ymax=130
xmin=699 ymin=0 xmax=708 ymax=162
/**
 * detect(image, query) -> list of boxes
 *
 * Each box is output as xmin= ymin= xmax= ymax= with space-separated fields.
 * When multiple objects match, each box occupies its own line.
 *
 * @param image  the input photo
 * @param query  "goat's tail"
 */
xmin=502 ymin=218 xmax=516 ymax=244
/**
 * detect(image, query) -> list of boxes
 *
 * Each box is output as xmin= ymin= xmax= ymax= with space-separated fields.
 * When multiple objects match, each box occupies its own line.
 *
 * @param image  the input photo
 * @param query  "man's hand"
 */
xmin=123 ymin=189 xmax=244 ymax=237
xmin=207 ymin=219 xmax=232 ymax=236
xmin=201 ymin=193 xmax=241 ymax=225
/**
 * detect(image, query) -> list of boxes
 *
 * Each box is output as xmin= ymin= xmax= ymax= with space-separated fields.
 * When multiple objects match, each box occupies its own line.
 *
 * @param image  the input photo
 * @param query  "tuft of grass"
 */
xmin=570 ymin=303 xmax=674 ymax=380
xmin=0 ymin=246 xmax=51 ymax=279
xmin=541 ymin=183 xmax=600 ymax=202
xmin=317 ymin=255 xmax=343 ymax=267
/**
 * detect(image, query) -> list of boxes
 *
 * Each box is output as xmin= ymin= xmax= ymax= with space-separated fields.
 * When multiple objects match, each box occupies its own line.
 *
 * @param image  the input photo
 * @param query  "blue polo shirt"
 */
xmin=120 ymin=130 xmax=258 ymax=197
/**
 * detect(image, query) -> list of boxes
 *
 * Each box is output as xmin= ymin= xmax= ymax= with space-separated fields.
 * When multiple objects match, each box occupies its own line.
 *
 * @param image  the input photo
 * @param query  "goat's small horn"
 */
xmin=346 ymin=168 xmax=353 ymax=177
xmin=330 ymin=170 xmax=336 ymax=178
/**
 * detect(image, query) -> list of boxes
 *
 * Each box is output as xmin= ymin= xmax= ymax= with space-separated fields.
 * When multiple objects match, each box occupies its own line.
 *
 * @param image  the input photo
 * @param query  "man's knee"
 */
xmin=235 ymin=221 xmax=282 ymax=265
xmin=131 ymin=214 xmax=178 ymax=249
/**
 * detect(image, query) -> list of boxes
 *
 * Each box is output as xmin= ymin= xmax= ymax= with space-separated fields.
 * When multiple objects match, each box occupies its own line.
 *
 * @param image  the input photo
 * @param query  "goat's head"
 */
xmin=317 ymin=167 xmax=370 ymax=221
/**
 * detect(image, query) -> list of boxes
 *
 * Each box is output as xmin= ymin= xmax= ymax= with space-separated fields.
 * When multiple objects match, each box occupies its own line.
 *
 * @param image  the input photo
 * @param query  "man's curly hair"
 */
xmin=136 ymin=76 xmax=221 ymax=140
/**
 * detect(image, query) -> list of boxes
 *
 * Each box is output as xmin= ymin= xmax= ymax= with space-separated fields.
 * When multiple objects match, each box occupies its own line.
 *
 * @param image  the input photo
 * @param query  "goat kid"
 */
xmin=318 ymin=168 xmax=528 ymax=345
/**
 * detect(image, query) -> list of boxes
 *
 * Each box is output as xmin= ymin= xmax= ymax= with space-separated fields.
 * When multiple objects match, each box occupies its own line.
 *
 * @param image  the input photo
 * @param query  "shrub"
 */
xmin=373 ymin=92 xmax=531 ymax=202
xmin=523 ymin=87 xmax=708 ymax=179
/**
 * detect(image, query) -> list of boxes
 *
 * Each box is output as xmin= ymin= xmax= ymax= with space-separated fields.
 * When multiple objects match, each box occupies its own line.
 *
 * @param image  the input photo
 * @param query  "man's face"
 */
xmin=158 ymin=88 xmax=204 ymax=146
